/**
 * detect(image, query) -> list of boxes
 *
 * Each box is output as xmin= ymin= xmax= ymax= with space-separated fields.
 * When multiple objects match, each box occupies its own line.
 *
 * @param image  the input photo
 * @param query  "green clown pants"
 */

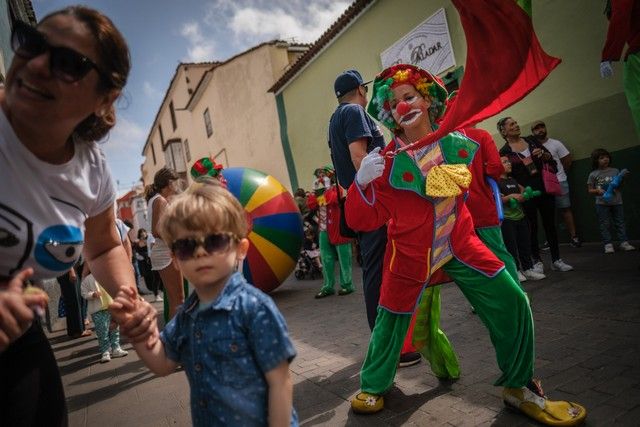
xmin=476 ymin=226 xmax=521 ymax=289
xmin=624 ymin=51 xmax=640 ymax=138
xmin=318 ymin=230 xmax=354 ymax=292
xmin=361 ymin=258 xmax=534 ymax=394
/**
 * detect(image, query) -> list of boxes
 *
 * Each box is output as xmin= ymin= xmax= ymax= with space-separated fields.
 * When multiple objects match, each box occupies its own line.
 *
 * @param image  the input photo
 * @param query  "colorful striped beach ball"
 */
xmin=223 ymin=167 xmax=303 ymax=292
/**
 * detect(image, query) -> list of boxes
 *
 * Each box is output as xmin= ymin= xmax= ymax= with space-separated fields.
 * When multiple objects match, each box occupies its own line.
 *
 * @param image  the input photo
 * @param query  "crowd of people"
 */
xmin=0 ymin=4 xmax=637 ymax=427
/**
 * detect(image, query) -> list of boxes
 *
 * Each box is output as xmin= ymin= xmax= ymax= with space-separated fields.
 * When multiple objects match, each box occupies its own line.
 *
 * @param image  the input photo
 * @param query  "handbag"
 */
xmin=542 ymin=163 xmax=562 ymax=196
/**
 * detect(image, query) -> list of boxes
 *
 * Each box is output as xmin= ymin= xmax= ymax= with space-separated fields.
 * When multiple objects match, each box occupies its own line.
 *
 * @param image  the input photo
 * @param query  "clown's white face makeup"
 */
xmin=390 ymin=84 xmax=431 ymax=132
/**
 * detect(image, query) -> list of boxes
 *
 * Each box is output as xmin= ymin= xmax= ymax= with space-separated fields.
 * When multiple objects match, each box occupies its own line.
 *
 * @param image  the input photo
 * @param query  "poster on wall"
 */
xmin=380 ymin=8 xmax=456 ymax=75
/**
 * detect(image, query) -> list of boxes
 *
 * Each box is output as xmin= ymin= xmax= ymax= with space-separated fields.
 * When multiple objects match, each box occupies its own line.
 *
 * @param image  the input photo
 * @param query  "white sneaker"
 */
xmin=523 ymin=269 xmax=546 ymax=281
xmin=517 ymin=270 xmax=527 ymax=282
xmin=551 ymin=259 xmax=573 ymax=272
xmin=619 ymin=241 xmax=636 ymax=251
xmin=100 ymin=351 xmax=111 ymax=363
xmin=604 ymin=243 xmax=615 ymax=254
xmin=155 ymin=294 xmax=164 ymax=302
xmin=111 ymin=347 xmax=128 ymax=358
xmin=532 ymin=261 xmax=544 ymax=274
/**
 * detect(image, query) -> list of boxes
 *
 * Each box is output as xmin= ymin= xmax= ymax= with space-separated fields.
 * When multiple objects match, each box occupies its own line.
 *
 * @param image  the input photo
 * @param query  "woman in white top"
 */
xmin=0 ymin=6 xmax=156 ymax=425
xmin=145 ymin=167 xmax=184 ymax=319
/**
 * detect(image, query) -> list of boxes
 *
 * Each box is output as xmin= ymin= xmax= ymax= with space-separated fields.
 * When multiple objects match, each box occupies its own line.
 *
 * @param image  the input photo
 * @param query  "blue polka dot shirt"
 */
xmin=160 ymin=272 xmax=298 ymax=426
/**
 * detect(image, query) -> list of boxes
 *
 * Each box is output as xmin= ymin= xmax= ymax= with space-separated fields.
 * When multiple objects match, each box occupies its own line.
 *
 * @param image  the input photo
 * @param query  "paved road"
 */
xmin=48 ymin=243 xmax=640 ymax=426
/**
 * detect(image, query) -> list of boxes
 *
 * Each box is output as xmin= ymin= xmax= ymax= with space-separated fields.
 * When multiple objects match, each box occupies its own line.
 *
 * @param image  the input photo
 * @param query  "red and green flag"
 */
xmin=401 ymin=0 xmax=560 ymax=152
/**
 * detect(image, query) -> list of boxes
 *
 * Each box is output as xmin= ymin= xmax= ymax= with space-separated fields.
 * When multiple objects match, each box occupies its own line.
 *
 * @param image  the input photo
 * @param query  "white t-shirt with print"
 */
xmin=0 ymin=109 xmax=115 ymax=281
xmin=542 ymin=138 xmax=570 ymax=182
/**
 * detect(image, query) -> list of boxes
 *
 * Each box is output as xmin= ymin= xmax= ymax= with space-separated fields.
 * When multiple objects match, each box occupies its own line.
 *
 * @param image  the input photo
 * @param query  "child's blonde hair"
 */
xmin=159 ymin=178 xmax=248 ymax=244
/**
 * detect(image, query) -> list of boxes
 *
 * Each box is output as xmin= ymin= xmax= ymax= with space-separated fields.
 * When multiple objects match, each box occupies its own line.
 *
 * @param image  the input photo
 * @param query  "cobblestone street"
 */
xmin=49 ymin=243 xmax=640 ymax=426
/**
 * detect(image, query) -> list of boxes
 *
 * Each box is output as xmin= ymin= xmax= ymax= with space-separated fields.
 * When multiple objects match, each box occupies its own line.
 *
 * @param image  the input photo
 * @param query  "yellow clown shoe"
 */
xmin=351 ymin=392 xmax=384 ymax=414
xmin=503 ymin=381 xmax=586 ymax=426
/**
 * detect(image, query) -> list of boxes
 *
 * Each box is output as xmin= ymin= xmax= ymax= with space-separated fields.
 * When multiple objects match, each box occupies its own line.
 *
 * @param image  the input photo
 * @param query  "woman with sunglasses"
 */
xmin=0 ymin=7 xmax=156 ymax=425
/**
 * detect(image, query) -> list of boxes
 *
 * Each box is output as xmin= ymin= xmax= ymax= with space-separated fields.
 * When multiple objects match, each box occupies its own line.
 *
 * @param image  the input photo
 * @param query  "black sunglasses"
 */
xmin=170 ymin=233 xmax=237 ymax=261
xmin=11 ymin=21 xmax=108 ymax=84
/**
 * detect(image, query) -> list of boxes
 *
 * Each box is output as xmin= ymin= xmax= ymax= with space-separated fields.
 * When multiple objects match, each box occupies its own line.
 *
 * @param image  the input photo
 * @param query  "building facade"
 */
xmin=270 ymin=0 xmax=639 ymax=242
xmin=141 ymin=63 xmax=213 ymax=187
xmin=141 ymin=41 xmax=308 ymax=191
xmin=0 ymin=0 xmax=36 ymax=82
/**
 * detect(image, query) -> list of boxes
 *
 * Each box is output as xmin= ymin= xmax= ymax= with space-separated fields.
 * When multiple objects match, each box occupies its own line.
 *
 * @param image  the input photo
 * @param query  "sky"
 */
xmin=32 ymin=0 xmax=350 ymax=194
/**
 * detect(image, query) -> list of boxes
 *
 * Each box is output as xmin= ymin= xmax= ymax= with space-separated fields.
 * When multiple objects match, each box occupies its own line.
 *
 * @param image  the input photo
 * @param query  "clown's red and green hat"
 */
xmin=313 ymin=164 xmax=334 ymax=177
xmin=367 ymin=64 xmax=448 ymax=131
xmin=190 ymin=157 xmax=224 ymax=179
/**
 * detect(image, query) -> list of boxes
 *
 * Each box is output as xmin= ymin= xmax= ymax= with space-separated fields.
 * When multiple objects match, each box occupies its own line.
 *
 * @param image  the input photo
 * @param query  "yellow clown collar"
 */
xmin=425 ymin=164 xmax=472 ymax=197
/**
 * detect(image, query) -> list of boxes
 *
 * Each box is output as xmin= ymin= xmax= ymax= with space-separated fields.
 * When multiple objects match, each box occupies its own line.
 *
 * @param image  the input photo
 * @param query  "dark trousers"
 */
xmin=57 ymin=271 xmax=85 ymax=337
xmin=501 ymin=218 xmax=534 ymax=271
xmin=138 ymin=260 xmax=162 ymax=296
xmin=0 ymin=322 xmax=68 ymax=426
xmin=357 ymin=226 xmax=387 ymax=331
xmin=523 ymin=194 xmax=560 ymax=262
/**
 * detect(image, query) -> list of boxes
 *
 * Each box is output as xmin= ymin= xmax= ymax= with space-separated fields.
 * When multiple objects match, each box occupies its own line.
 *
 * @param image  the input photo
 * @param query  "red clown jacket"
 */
xmin=324 ymin=185 xmax=353 ymax=246
xmin=459 ymin=128 xmax=504 ymax=228
xmin=345 ymin=138 xmax=504 ymax=293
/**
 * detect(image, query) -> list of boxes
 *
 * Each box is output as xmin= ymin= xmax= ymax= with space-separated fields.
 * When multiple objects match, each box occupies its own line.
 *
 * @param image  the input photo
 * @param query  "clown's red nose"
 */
xmin=396 ymin=101 xmax=411 ymax=116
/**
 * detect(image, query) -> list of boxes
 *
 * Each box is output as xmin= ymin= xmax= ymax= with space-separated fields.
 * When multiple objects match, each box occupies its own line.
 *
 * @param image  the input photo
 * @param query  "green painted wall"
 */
xmin=278 ymin=0 xmax=639 ymax=240
xmin=279 ymin=0 xmax=462 ymax=189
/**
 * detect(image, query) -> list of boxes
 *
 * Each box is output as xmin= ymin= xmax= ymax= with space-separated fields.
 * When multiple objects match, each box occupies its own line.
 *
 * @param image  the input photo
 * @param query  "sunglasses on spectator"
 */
xmin=11 ymin=20 xmax=108 ymax=83
xmin=170 ymin=233 xmax=238 ymax=260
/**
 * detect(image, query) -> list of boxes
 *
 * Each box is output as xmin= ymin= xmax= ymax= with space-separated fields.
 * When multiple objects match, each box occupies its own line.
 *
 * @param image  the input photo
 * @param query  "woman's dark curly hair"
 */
xmin=41 ymin=6 xmax=131 ymax=142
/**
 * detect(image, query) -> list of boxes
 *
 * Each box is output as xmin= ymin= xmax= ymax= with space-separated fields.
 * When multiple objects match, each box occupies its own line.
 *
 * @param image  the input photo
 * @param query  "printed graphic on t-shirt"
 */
xmin=594 ymin=175 xmax=614 ymax=190
xmin=502 ymin=182 xmax=519 ymax=193
xmin=34 ymin=224 xmax=83 ymax=272
xmin=0 ymin=203 xmax=33 ymax=276
xmin=0 ymin=197 xmax=85 ymax=278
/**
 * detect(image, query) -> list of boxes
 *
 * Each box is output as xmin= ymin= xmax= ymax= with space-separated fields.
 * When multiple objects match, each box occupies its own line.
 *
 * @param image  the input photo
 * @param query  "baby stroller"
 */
xmin=295 ymin=248 xmax=323 ymax=280
xmin=295 ymin=225 xmax=323 ymax=280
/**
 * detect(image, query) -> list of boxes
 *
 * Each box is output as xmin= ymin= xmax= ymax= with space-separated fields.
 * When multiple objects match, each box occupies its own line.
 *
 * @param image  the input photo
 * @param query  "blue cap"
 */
xmin=334 ymin=69 xmax=369 ymax=98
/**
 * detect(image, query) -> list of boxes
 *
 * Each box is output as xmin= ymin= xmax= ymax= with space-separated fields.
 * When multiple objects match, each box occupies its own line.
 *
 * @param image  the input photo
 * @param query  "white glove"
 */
xmin=356 ymin=147 xmax=385 ymax=189
xmin=600 ymin=61 xmax=613 ymax=78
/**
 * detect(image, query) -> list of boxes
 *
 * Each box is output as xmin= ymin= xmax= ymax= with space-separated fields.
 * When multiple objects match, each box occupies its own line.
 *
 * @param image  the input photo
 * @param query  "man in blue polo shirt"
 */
xmin=328 ymin=69 xmax=420 ymax=367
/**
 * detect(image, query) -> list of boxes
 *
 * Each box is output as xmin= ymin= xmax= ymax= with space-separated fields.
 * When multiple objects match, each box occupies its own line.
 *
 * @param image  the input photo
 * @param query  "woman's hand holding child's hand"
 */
xmin=109 ymin=286 xmax=159 ymax=349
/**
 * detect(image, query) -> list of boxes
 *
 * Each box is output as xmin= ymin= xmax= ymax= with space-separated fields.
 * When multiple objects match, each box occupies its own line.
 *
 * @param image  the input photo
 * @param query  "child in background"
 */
xmin=587 ymin=149 xmax=636 ymax=253
xmin=80 ymin=271 xmax=128 ymax=363
xmin=498 ymin=157 xmax=546 ymax=282
xmin=113 ymin=180 xmax=297 ymax=427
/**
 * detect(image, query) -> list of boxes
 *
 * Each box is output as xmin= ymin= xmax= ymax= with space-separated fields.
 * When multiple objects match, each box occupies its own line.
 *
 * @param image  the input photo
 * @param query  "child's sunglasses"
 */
xmin=170 ymin=233 xmax=237 ymax=260
xmin=11 ymin=21 xmax=108 ymax=84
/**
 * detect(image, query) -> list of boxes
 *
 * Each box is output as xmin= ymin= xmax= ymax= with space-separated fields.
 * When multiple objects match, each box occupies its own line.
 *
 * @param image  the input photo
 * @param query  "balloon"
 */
xmin=223 ymin=168 xmax=303 ymax=292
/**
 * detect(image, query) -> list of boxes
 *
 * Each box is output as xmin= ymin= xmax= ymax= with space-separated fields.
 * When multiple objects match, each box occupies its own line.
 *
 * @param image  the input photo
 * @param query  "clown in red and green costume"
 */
xmin=345 ymin=64 xmax=586 ymax=426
